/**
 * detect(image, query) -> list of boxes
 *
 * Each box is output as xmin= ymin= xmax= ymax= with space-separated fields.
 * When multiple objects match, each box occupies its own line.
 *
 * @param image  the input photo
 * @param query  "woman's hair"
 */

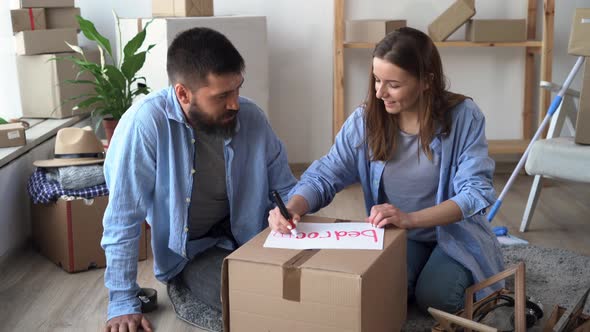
xmin=364 ymin=27 xmax=466 ymax=161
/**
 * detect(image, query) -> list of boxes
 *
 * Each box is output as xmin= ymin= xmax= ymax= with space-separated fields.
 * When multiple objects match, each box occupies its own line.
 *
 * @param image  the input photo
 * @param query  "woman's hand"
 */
xmin=366 ymin=203 xmax=415 ymax=229
xmin=268 ymin=207 xmax=301 ymax=234
xmin=267 ymin=194 xmax=309 ymax=234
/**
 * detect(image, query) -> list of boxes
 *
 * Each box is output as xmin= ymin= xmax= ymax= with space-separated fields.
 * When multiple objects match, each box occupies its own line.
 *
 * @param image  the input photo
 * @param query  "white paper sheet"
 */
xmin=263 ymin=222 xmax=384 ymax=250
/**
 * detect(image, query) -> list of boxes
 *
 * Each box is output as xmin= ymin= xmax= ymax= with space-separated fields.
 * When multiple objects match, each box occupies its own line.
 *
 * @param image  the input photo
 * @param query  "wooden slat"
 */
xmin=344 ymin=40 xmax=543 ymax=49
xmin=0 ymin=116 xmax=86 ymax=168
xmin=539 ymin=0 xmax=555 ymax=130
xmin=333 ymin=0 xmax=345 ymax=138
xmin=488 ymin=139 xmax=531 ymax=155
xmin=523 ymin=0 xmax=538 ymax=139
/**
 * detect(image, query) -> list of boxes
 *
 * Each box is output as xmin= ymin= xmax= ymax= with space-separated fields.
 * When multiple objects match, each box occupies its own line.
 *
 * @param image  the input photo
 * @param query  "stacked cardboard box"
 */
xmin=465 ymin=19 xmax=527 ymax=42
xmin=428 ymin=0 xmax=528 ymax=43
xmin=152 ymin=0 xmax=214 ymax=17
xmin=428 ymin=0 xmax=475 ymax=42
xmin=11 ymin=0 xmax=94 ymax=119
xmin=345 ymin=20 xmax=406 ymax=43
xmin=13 ymin=0 xmax=79 ymax=55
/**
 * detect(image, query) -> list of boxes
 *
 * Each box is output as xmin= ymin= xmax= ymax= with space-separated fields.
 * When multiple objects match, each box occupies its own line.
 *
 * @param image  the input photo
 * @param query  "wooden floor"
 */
xmin=1 ymin=173 xmax=589 ymax=331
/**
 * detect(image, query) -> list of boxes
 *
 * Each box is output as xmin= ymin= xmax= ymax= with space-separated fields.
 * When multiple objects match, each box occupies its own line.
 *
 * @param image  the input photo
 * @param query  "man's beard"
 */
xmin=187 ymin=103 xmax=238 ymax=138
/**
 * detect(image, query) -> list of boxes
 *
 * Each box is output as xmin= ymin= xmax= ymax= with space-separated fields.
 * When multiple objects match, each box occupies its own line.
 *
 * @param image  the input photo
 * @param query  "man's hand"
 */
xmin=105 ymin=313 xmax=153 ymax=332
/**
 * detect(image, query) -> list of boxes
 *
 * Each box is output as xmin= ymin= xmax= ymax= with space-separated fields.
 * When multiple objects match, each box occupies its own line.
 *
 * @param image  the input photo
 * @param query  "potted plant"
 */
xmin=57 ymin=12 xmax=154 ymax=144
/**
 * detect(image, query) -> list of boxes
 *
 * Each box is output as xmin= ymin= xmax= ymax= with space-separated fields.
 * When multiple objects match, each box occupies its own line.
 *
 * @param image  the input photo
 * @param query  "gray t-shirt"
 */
xmin=381 ymin=131 xmax=440 ymax=242
xmin=188 ymin=129 xmax=230 ymax=240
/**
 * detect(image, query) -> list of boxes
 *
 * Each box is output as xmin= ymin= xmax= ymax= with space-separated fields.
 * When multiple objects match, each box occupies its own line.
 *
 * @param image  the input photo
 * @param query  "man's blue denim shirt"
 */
xmin=101 ymin=86 xmax=296 ymax=320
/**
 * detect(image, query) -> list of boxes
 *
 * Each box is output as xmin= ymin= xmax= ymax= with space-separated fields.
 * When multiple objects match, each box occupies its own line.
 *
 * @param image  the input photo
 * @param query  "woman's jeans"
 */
xmin=407 ymin=239 xmax=474 ymax=313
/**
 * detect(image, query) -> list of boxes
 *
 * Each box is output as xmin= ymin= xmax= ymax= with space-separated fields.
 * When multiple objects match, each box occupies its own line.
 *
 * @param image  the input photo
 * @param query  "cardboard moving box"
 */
xmin=152 ymin=0 xmax=213 ymax=17
xmin=32 ymin=195 xmax=148 ymax=273
xmin=465 ymin=19 xmax=527 ymax=42
xmin=46 ymin=7 xmax=81 ymax=30
xmin=222 ymin=216 xmax=407 ymax=332
xmin=16 ymin=49 xmax=99 ymax=118
xmin=345 ymin=20 xmax=406 ymax=43
xmin=14 ymin=28 xmax=78 ymax=55
xmin=575 ymin=60 xmax=590 ymax=145
xmin=20 ymin=0 xmax=75 ymax=8
xmin=568 ymin=8 xmax=590 ymax=57
xmin=0 ymin=123 xmax=26 ymax=148
xmin=428 ymin=0 xmax=476 ymax=42
xmin=10 ymin=8 xmax=46 ymax=33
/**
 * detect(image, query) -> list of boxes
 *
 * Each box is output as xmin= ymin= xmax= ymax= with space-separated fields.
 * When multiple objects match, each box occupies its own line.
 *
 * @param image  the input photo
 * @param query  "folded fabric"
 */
xmin=45 ymin=165 xmax=105 ymax=190
xmin=28 ymin=168 xmax=109 ymax=204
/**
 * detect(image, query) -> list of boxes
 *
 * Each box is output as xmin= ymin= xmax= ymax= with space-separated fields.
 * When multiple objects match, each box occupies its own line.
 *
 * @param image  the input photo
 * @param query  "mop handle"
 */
xmin=487 ymin=56 xmax=586 ymax=222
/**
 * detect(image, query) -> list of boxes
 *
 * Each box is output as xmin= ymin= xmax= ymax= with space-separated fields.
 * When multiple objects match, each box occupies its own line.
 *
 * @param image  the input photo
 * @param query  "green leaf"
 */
xmin=77 ymin=96 xmax=103 ymax=109
xmin=76 ymin=15 xmax=112 ymax=57
xmin=123 ymin=20 xmax=154 ymax=58
xmin=65 ymin=79 xmax=96 ymax=85
xmin=121 ymin=51 xmax=146 ymax=80
xmin=103 ymin=65 xmax=127 ymax=90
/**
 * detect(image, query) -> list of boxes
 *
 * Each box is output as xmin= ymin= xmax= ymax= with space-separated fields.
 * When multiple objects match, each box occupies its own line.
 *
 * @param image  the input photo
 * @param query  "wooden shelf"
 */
xmin=488 ymin=139 xmax=531 ymax=155
xmin=344 ymin=40 xmax=543 ymax=49
xmin=333 ymin=0 xmax=555 ymax=156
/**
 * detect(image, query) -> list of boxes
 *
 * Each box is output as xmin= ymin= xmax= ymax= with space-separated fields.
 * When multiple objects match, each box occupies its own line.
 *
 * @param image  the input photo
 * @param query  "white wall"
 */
xmin=0 ymin=0 xmax=587 ymax=257
xmin=1 ymin=0 xmax=587 ymax=160
xmin=222 ymin=0 xmax=588 ymax=162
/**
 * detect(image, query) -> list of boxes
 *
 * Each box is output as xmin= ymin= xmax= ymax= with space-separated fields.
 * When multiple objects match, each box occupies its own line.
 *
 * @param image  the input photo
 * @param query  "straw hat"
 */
xmin=33 ymin=126 xmax=105 ymax=168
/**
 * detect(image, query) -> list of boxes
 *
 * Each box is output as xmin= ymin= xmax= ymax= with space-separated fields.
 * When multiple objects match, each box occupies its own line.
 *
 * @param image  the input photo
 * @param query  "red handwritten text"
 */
xmin=271 ymin=229 xmax=378 ymax=243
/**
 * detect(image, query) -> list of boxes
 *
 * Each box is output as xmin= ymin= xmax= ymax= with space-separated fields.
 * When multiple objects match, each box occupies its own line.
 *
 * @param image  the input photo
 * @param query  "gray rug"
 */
xmin=168 ymin=245 xmax=590 ymax=331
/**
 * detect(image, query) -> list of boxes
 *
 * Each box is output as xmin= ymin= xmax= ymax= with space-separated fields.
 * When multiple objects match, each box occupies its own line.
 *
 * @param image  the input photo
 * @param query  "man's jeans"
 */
xmin=407 ymin=239 xmax=474 ymax=313
xmin=180 ymin=246 xmax=232 ymax=311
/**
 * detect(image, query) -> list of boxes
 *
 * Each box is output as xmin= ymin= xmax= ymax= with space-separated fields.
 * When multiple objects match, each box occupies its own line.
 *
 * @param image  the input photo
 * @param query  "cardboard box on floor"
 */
xmin=345 ymin=20 xmax=406 ymax=43
xmin=10 ymin=8 xmax=46 ymax=33
xmin=428 ymin=0 xmax=475 ymax=42
xmin=0 ymin=123 xmax=26 ymax=148
xmin=16 ymin=49 xmax=98 ymax=118
xmin=31 ymin=195 xmax=148 ymax=273
xmin=45 ymin=7 xmax=80 ymax=30
xmin=152 ymin=0 xmax=213 ymax=17
xmin=14 ymin=28 xmax=78 ymax=55
xmin=465 ymin=19 xmax=527 ymax=42
xmin=575 ymin=60 xmax=590 ymax=145
xmin=222 ymin=216 xmax=407 ymax=332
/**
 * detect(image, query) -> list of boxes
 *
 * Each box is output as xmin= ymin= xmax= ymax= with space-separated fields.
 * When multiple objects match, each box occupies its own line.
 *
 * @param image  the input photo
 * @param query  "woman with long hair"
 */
xmin=269 ymin=27 xmax=503 ymax=312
